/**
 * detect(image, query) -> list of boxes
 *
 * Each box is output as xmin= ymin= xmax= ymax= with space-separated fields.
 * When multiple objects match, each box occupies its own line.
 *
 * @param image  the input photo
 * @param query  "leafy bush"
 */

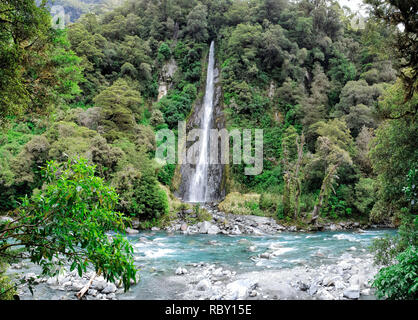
xmin=112 ymin=166 xmax=169 ymax=220
xmin=372 ymin=246 xmax=418 ymax=300
xmin=259 ymin=193 xmax=280 ymax=215
xmin=0 ymin=158 xmax=137 ymax=290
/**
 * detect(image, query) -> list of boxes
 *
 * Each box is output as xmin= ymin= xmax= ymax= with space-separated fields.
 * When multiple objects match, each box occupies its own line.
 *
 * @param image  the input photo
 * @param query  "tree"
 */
xmin=281 ymin=126 xmax=305 ymax=219
xmin=369 ymin=82 xmax=418 ymax=222
xmin=0 ymin=1 xmax=83 ymax=123
xmin=0 ymin=159 xmax=137 ymax=292
xmin=309 ymin=119 xmax=354 ymax=221
xmin=365 ymin=0 xmax=418 ymax=101
xmin=186 ymin=3 xmax=209 ymax=42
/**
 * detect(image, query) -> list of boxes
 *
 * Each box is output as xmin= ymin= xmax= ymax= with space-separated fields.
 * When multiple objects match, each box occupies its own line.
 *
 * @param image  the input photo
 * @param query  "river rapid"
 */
xmin=9 ymin=228 xmax=396 ymax=300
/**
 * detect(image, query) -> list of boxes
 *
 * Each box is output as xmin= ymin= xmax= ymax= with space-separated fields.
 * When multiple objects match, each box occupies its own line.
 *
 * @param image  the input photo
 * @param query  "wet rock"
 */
xmin=180 ymin=223 xmax=188 ymax=231
xmin=260 ymin=252 xmax=271 ymax=259
xmin=175 ymin=267 xmax=188 ymax=275
xmin=151 ymin=227 xmax=160 ymax=231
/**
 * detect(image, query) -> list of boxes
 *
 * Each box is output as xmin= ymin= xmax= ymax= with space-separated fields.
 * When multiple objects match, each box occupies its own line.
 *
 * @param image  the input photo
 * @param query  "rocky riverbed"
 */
xmin=161 ymin=203 xmax=392 ymax=236
xmin=167 ymin=251 xmax=379 ymax=300
xmin=3 ymin=206 xmax=395 ymax=301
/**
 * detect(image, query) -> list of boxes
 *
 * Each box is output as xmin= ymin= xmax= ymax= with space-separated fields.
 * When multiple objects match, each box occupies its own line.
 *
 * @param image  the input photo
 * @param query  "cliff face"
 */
xmin=176 ymin=65 xmax=226 ymax=202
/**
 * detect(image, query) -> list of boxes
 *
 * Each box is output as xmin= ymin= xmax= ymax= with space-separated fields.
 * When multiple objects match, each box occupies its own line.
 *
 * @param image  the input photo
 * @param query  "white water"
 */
xmin=188 ymin=41 xmax=215 ymax=202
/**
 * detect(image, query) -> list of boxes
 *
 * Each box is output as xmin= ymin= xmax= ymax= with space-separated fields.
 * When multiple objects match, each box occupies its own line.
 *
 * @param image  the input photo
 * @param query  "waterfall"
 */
xmin=188 ymin=41 xmax=215 ymax=202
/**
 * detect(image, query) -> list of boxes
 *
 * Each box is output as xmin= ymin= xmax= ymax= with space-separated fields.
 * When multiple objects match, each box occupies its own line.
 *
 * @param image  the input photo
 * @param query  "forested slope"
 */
xmin=1 ymin=0 xmax=417 ymax=300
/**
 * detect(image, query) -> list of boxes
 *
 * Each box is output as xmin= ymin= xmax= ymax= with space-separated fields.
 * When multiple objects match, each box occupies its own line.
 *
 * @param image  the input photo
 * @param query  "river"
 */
xmin=10 ymin=228 xmax=396 ymax=300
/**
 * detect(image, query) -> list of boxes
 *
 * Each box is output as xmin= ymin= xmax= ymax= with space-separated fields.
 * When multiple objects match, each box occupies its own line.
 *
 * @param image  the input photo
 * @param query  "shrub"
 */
xmin=112 ymin=166 xmax=169 ymax=220
xmin=0 ymin=158 xmax=137 ymax=290
xmin=372 ymin=246 xmax=418 ymax=300
xmin=259 ymin=193 xmax=280 ymax=215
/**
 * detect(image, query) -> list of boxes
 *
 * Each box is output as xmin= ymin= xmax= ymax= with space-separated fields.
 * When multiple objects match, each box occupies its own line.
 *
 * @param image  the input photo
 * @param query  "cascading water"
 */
xmin=188 ymin=41 xmax=215 ymax=203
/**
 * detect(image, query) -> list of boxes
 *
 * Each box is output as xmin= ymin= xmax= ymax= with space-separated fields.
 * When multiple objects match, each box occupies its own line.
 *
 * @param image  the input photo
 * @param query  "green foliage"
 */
xmin=157 ymin=42 xmax=172 ymax=62
xmin=354 ymin=178 xmax=378 ymax=215
xmin=0 ymin=260 xmax=16 ymax=300
xmin=372 ymin=246 xmax=418 ymax=300
xmin=158 ymin=164 xmax=176 ymax=186
xmin=112 ymin=165 xmax=169 ymax=220
xmin=0 ymin=158 xmax=137 ymax=290
xmin=0 ymin=1 xmax=83 ymax=124
xmin=157 ymin=84 xmax=197 ymax=128
xmin=321 ymin=185 xmax=353 ymax=219
xmin=370 ymin=84 xmax=418 ymax=222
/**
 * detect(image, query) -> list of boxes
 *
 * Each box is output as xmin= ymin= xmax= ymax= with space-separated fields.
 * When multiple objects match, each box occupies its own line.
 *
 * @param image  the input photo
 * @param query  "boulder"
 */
xmin=88 ymin=289 xmax=98 ymax=296
xmin=91 ymin=279 xmax=107 ymax=291
xmin=225 ymin=279 xmax=258 ymax=300
xmin=260 ymin=252 xmax=271 ymax=259
xmin=343 ymin=287 xmax=360 ymax=299
xmin=207 ymin=224 xmax=220 ymax=235
xmin=125 ymin=227 xmax=139 ymax=235
xmin=102 ymin=282 xmax=117 ymax=294
xmin=196 ymin=279 xmax=211 ymax=291
xmin=199 ymin=221 xmax=212 ymax=234
xmin=180 ymin=223 xmax=188 ymax=231
xmin=175 ymin=267 xmax=188 ymax=275
xmin=231 ymin=225 xmax=242 ymax=235
xmin=308 ymin=284 xmax=318 ymax=296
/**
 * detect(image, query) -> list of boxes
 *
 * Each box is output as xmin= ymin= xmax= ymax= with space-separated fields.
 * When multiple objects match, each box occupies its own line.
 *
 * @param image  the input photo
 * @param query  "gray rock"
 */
xmin=308 ymin=284 xmax=318 ymax=295
xmin=91 ymin=279 xmax=107 ymax=291
xmin=102 ymin=282 xmax=117 ymax=294
xmin=260 ymin=252 xmax=271 ymax=259
xmin=298 ymin=281 xmax=310 ymax=291
xmin=207 ymin=224 xmax=220 ymax=235
xmin=231 ymin=225 xmax=242 ymax=235
xmin=343 ymin=287 xmax=360 ymax=299
xmin=88 ymin=289 xmax=98 ymax=296
xmin=225 ymin=279 xmax=258 ymax=300
xmin=70 ymin=281 xmax=85 ymax=291
xmin=199 ymin=221 xmax=212 ymax=234
xmin=175 ymin=267 xmax=188 ymax=275
xmin=125 ymin=227 xmax=139 ymax=235
xmin=196 ymin=279 xmax=211 ymax=291
xmin=107 ymin=293 xmax=116 ymax=300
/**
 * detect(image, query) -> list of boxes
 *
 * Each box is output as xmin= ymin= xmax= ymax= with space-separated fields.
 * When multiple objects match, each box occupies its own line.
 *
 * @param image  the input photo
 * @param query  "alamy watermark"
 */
xmin=155 ymin=121 xmax=263 ymax=175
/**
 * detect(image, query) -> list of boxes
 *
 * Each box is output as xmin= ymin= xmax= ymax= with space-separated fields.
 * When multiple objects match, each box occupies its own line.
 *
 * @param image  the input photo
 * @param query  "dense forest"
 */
xmin=0 ymin=0 xmax=417 ymax=300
